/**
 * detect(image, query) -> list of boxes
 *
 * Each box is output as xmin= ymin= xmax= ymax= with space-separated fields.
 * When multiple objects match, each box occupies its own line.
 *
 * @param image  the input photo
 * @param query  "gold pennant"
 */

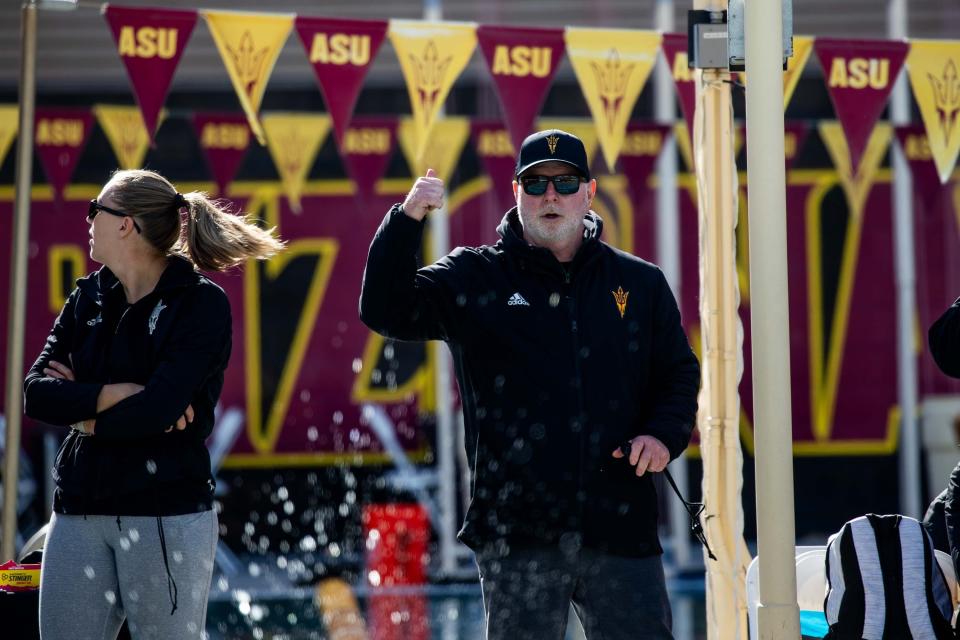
xmin=819 ymin=120 xmax=892 ymax=218
xmin=93 ymin=105 xmax=161 ymax=170
xmin=565 ymin=28 xmax=661 ymax=170
xmin=397 ymin=116 xmax=470 ymax=180
xmin=0 ymin=105 xmax=18 ymax=173
xmin=906 ymin=40 xmax=960 ymax=184
xmin=204 ymin=11 xmax=294 ymax=146
xmin=262 ymin=113 xmax=331 ymax=213
xmin=390 ymin=20 xmax=477 ymax=162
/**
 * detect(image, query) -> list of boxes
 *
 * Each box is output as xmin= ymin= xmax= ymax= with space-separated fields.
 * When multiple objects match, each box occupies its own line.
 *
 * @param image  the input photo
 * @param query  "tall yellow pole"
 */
xmin=744 ymin=0 xmax=801 ymax=637
xmin=3 ymin=0 xmax=38 ymax=561
xmin=692 ymin=2 xmax=751 ymax=638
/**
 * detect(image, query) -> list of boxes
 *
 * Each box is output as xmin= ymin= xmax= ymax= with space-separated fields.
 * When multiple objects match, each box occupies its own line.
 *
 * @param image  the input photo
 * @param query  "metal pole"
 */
xmin=654 ymin=0 xmax=692 ymax=577
xmin=744 ymin=0 xmax=800 ymax=637
xmin=3 ymin=0 xmax=38 ymax=561
xmin=887 ymin=0 xmax=920 ymax=519
xmin=421 ymin=0 xmax=458 ymax=576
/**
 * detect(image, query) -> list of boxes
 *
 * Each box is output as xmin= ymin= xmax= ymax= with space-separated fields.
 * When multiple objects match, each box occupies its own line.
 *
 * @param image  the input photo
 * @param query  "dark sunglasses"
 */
xmin=88 ymin=199 xmax=141 ymax=234
xmin=519 ymin=174 xmax=585 ymax=196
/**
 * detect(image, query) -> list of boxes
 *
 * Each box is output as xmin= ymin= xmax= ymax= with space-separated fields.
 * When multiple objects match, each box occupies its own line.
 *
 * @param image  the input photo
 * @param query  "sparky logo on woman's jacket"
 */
xmin=148 ymin=299 xmax=166 ymax=335
xmin=612 ymin=287 xmax=629 ymax=318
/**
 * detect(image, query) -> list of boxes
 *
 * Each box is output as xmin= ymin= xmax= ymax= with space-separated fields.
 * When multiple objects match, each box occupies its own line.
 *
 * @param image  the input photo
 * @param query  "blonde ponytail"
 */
xmin=104 ymin=169 xmax=284 ymax=272
xmin=177 ymin=193 xmax=285 ymax=271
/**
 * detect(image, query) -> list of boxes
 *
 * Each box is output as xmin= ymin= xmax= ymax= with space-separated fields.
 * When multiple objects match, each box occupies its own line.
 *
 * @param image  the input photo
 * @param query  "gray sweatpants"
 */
xmin=39 ymin=510 xmax=218 ymax=640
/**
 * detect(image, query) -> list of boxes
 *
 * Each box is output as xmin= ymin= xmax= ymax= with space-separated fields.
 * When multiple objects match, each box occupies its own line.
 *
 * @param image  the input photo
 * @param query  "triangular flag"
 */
xmin=390 ymin=20 xmax=477 ymax=162
xmin=341 ymin=117 xmax=398 ymax=202
xmin=661 ymin=33 xmax=696 ymax=141
xmin=294 ymin=17 xmax=389 ymax=148
xmin=35 ymin=107 xmax=94 ymax=202
xmin=905 ymin=39 xmax=960 ymax=184
xmin=895 ymin=124 xmax=953 ymax=211
xmin=204 ymin=10 xmax=294 ymax=146
xmin=564 ymin=28 xmax=661 ymax=171
xmin=619 ymin=122 xmax=670 ymax=204
xmin=477 ymin=25 xmax=565 ymax=152
xmin=93 ymin=104 xmax=161 ymax=170
xmin=471 ymin=120 xmax=517 ymax=213
xmin=262 ymin=113 xmax=331 ymax=213
xmin=536 ymin=117 xmax=600 ymax=171
xmin=397 ymin=116 xmax=470 ymax=180
xmin=191 ymin=112 xmax=251 ymax=196
xmin=102 ymin=5 xmax=197 ymax=144
xmin=738 ymin=35 xmax=814 ymax=111
xmin=815 ymin=38 xmax=907 ymax=174
xmin=820 ymin=120 xmax=892 ymax=218
xmin=0 ymin=105 xmax=18 ymax=171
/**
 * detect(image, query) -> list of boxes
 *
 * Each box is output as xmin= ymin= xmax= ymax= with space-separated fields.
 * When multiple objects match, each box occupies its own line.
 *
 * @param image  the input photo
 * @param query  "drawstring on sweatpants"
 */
xmin=156 ymin=516 xmax=178 ymax=615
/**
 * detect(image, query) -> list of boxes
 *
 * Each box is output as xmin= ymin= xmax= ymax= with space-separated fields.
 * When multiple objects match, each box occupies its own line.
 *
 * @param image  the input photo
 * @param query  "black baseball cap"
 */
xmin=514 ymin=129 xmax=591 ymax=180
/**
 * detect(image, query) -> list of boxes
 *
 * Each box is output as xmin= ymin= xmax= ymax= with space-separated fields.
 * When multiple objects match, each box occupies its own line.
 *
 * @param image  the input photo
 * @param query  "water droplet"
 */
xmin=128 ymin=529 xmax=140 ymax=542
xmin=172 ymin=551 xmax=183 ymax=564
xmin=84 ymin=566 xmax=96 ymax=579
xmin=299 ymin=536 xmax=317 ymax=552
xmin=549 ymin=293 xmax=561 ymax=307
xmin=307 ymin=426 xmax=319 ymax=441
xmin=119 ymin=537 xmax=130 ymax=551
xmin=145 ymin=459 xmax=157 ymax=474
xmin=127 ymin=589 xmax=140 ymax=602
xmin=283 ymin=501 xmax=295 ymax=515
xmin=333 ymin=411 xmax=344 ymax=425
xmin=104 ymin=590 xmax=116 ymax=604
xmin=352 ymin=358 xmax=363 ymax=374
xmin=299 ymin=389 xmax=311 ymax=403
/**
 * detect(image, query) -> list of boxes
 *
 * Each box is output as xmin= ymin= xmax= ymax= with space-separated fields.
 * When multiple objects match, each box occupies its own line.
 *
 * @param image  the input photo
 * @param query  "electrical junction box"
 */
xmin=688 ymin=10 xmax=729 ymax=70
xmin=727 ymin=0 xmax=794 ymax=71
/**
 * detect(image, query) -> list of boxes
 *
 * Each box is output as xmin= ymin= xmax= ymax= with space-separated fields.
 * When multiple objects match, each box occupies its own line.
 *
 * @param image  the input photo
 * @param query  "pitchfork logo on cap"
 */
xmin=546 ymin=134 xmax=559 ymax=154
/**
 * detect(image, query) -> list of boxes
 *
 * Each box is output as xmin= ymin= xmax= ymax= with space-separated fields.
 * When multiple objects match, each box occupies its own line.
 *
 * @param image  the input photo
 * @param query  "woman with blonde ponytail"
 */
xmin=24 ymin=169 xmax=283 ymax=639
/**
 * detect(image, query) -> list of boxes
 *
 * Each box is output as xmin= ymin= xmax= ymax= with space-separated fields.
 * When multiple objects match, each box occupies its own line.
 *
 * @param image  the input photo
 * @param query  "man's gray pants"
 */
xmin=39 ymin=511 xmax=218 ymax=640
xmin=475 ymin=536 xmax=673 ymax=640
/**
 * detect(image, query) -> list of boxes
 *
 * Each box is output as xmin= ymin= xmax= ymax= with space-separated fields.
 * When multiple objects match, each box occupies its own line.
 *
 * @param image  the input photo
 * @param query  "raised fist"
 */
xmin=401 ymin=168 xmax=444 ymax=221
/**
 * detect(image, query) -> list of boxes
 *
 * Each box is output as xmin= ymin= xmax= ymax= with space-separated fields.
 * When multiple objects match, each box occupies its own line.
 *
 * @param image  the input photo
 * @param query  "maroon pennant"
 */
xmin=191 ymin=113 xmax=251 ymax=197
xmin=295 ymin=17 xmax=389 ymax=148
xmin=814 ymin=38 xmax=908 ymax=174
xmin=661 ymin=33 xmax=696 ymax=141
xmin=619 ymin=122 xmax=670 ymax=205
xmin=477 ymin=25 xmax=565 ymax=153
xmin=35 ymin=107 xmax=94 ymax=202
xmin=342 ymin=117 xmax=398 ymax=203
xmin=472 ymin=120 xmax=518 ymax=214
xmin=103 ymin=5 xmax=197 ymax=144
xmin=895 ymin=124 xmax=953 ymax=211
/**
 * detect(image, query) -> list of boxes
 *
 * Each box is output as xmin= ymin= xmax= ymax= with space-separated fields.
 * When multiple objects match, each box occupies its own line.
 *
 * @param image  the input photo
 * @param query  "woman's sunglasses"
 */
xmin=519 ymin=174 xmax=585 ymax=196
xmin=87 ymin=200 xmax=141 ymax=234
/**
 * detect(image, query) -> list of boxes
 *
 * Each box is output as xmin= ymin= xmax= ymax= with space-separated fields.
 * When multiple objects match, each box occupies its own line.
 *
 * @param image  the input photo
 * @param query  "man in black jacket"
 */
xmin=360 ymin=130 xmax=700 ymax=640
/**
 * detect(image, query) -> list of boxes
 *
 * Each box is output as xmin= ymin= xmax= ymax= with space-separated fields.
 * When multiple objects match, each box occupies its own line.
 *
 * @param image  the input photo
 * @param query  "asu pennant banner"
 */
xmin=102 ymin=5 xmax=196 ymax=144
xmin=295 ymin=17 xmax=389 ymax=148
xmin=895 ymin=124 xmax=952 ymax=210
xmin=820 ymin=120 xmax=892 ymax=218
xmin=93 ymin=104 xmax=159 ymax=170
xmin=191 ymin=112 xmax=251 ymax=196
xmin=0 ymin=105 xmax=17 ymax=172
xmin=471 ymin=120 xmax=517 ymax=213
xmin=390 ymin=20 xmax=477 ymax=162
xmin=341 ymin=117 xmax=398 ymax=202
xmin=477 ymin=25 xmax=565 ymax=153
xmin=35 ymin=107 xmax=94 ymax=201
xmin=204 ymin=10 xmax=294 ymax=146
xmin=262 ymin=113 xmax=331 ymax=213
xmin=905 ymin=40 xmax=960 ymax=184
xmin=661 ymin=33 xmax=696 ymax=141
xmin=815 ymin=38 xmax=907 ymax=174
xmin=564 ymin=28 xmax=661 ymax=171
xmin=619 ymin=122 xmax=669 ymax=203
xmin=397 ymin=116 xmax=470 ymax=180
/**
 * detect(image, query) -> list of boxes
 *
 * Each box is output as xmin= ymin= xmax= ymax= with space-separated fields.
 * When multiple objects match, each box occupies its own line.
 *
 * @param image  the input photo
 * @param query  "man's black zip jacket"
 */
xmin=360 ymin=205 xmax=700 ymax=557
xmin=23 ymin=256 xmax=231 ymax=516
